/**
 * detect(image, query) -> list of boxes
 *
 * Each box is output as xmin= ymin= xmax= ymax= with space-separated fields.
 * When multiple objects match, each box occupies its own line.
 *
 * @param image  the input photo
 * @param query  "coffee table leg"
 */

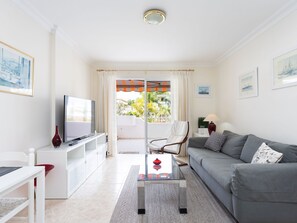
xmin=137 ymin=181 xmax=145 ymax=214
xmin=179 ymin=180 xmax=187 ymax=214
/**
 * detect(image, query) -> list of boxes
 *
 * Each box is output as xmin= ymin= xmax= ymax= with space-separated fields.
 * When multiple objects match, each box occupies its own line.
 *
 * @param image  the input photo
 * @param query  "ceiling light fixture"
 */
xmin=144 ymin=9 xmax=166 ymax=25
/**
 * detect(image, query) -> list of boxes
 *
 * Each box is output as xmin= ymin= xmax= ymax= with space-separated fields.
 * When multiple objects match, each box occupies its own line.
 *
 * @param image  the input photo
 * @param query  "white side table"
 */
xmin=193 ymin=129 xmax=209 ymax=137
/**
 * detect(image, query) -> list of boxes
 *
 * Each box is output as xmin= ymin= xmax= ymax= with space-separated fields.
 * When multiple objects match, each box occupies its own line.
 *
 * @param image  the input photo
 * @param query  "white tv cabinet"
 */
xmin=37 ymin=133 xmax=107 ymax=199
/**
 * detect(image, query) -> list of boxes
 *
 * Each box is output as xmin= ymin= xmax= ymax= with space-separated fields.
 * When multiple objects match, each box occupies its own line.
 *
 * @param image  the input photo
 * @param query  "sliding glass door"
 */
xmin=145 ymin=81 xmax=172 ymax=148
xmin=116 ymin=79 xmax=172 ymax=154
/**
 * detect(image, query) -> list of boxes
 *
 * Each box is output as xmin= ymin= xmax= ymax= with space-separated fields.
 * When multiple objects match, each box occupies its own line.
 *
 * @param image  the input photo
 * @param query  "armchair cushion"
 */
xmin=148 ymin=121 xmax=189 ymax=154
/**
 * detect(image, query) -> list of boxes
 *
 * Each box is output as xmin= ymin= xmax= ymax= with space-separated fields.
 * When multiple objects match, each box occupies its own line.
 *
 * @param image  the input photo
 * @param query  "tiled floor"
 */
xmin=44 ymin=154 xmax=145 ymax=223
xmin=8 ymin=154 xmax=188 ymax=223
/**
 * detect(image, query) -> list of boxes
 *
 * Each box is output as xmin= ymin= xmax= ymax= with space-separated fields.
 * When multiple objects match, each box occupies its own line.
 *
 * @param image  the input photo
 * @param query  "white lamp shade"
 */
xmin=204 ymin=114 xmax=219 ymax=123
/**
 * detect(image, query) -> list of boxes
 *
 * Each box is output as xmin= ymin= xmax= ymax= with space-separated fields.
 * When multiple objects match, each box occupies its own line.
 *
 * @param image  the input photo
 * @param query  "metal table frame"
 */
xmin=137 ymin=154 xmax=187 ymax=214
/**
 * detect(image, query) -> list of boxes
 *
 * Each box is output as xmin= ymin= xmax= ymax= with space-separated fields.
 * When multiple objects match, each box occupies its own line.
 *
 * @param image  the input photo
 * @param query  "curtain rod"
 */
xmin=96 ymin=69 xmax=194 ymax=72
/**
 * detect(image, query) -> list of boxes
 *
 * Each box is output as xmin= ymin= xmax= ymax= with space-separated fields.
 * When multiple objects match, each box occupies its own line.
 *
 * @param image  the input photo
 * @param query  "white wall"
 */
xmin=191 ymin=66 xmax=217 ymax=134
xmin=55 ymin=35 xmax=91 ymax=135
xmin=216 ymin=10 xmax=297 ymax=144
xmin=92 ymin=62 xmax=217 ymax=136
xmin=0 ymin=1 xmax=92 ymax=152
xmin=0 ymin=1 xmax=51 ymax=152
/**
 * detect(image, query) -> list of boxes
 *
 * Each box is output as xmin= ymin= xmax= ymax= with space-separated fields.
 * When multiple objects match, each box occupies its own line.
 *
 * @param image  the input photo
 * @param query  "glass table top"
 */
xmin=138 ymin=154 xmax=185 ymax=181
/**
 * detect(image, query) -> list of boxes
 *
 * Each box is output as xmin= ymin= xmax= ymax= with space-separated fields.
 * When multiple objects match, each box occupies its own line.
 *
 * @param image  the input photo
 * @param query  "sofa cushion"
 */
xmin=251 ymin=143 xmax=283 ymax=164
xmin=240 ymin=134 xmax=271 ymax=163
xmin=221 ymin=130 xmax=248 ymax=159
xmin=188 ymin=137 xmax=208 ymax=148
xmin=202 ymin=157 xmax=244 ymax=191
xmin=204 ymin=132 xmax=226 ymax=152
xmin=267 ymin=142 xmax=297 ymax=163
xmin=188 ymin=147 xmax=231 ymax=165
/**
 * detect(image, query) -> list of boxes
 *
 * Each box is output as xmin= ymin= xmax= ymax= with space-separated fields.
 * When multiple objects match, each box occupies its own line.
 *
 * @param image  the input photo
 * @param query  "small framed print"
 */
xmin=273 ymin=47 xmax=297 ymax=89
xmin=195 ymin=85 xmax=211 ymax=97
xmin=239 ymin=68 xmax=258 ymax=99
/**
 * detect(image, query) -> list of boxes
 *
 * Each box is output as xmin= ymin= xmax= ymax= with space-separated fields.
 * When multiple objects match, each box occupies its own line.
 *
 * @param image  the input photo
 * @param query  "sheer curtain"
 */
xmin=92 ymin=69 xmax=192 ymax=156
xmin=171 ymin=70 xmax=192 ymax=156
xmin=92 ymin=71 xmax=117 ymax=156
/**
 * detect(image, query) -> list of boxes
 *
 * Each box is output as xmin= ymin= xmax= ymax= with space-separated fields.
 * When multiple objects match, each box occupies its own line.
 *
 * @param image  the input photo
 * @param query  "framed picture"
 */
xmin=239 ymin=68 xmax=258 ymax=99
xmin=273 ymin=47 xmax=297 ymax=89
xmin=195 ymin=85 xmax=211 ymax=97
xmin=0 ymin=40 xmax=34 ymax=96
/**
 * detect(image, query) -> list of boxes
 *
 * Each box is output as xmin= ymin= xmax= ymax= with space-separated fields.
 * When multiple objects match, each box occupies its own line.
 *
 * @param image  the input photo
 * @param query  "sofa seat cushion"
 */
xmin=221 ymin=130 xmax=248 ymax=159
xmin=188 ymin=147 xmax=231 ymax=165
xmin=202 ymin=157 xmax=244 ymax=191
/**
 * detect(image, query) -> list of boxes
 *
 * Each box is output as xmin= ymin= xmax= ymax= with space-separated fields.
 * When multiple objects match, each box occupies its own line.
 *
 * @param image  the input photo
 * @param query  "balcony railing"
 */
xmin=117 ymin=115 xmax=172 ymax=154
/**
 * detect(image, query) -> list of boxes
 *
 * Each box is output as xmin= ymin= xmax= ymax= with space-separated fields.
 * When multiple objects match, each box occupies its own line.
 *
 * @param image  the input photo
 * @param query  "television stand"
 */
xmin=68 ymin=140 xmax=79 ymax=146
xmin=37 ymin=133 xmax=107 ymax=199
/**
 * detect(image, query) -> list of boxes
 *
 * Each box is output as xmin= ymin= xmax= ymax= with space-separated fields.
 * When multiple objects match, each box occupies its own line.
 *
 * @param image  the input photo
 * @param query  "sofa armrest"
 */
xmin=188 ymin=137 xmax=208 ymax=149
xmin=231 ymin=163 xmax=297 ymax=203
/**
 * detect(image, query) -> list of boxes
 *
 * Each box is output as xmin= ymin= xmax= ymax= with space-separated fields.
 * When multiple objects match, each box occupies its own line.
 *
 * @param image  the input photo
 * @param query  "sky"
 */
xmin=116 ymin=91 xmax=141 ymax=101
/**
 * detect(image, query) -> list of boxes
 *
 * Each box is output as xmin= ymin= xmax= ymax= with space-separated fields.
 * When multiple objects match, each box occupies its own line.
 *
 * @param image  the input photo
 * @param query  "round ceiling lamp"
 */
xmin=144 ymin=9 xmax=166 ymax=25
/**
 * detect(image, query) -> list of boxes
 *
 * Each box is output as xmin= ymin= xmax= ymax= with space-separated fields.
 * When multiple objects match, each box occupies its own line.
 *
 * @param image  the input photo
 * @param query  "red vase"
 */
xmin=52 ymin=125 xmax=62 ymax=148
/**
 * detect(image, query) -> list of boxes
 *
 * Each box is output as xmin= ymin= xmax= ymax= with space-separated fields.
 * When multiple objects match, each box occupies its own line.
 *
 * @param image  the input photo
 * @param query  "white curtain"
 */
xmin=92 ymin=71 xmax=117 ymax=156
xmin=171 ymin=71 xmax=192 ymax=156
xmin=91 ymin=70 xmax=192 ymax=156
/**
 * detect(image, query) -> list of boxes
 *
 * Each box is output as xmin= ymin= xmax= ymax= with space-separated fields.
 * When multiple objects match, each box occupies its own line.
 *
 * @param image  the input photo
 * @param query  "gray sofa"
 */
xmin=187 ymin=130 xmax=297 ymax=223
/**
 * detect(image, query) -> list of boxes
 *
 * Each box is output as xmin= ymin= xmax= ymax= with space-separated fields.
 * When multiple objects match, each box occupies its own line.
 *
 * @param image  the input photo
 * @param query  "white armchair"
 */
xmin=148 ymin=121 xmax=189 ymax=155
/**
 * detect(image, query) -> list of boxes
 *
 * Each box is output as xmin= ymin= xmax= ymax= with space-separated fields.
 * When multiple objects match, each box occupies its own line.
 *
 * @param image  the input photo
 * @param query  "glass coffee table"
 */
xmin=137 ymin=154 xmax=187 ymax=214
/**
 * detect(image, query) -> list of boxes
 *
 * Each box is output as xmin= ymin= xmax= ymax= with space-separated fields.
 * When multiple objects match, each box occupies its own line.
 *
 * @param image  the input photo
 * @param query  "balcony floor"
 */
xmin=117 ymin=138 xmax=147 ymax=154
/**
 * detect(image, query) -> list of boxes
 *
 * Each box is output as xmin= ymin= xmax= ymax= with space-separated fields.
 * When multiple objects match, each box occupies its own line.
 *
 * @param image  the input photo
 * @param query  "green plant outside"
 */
xmin=116 ymin=92 xmax=171 ymax=123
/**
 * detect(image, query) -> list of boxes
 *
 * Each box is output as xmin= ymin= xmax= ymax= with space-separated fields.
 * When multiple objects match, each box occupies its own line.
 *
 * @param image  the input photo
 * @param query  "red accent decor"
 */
xmin=52 ymin=125 xmax=62 ymax=148
xmin=208 ymin=121 xmax=216 ymax=135
xmin=153 ymin=158 xmax=161 ymax=165
xmin=34 ymin=164 xmax=55 ymax=187
xmin=153 ymin=165 xmax=161 ymax=171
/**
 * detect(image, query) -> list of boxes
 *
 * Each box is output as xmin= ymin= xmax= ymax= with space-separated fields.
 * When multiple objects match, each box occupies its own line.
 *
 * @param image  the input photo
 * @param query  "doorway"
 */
xmin=116 ymin=79 xmax=172 ymax=154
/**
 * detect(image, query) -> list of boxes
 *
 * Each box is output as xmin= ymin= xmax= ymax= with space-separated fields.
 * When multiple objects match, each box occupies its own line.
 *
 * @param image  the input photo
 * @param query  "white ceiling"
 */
xmin=22 ymin=0 xmax=295 ymax=64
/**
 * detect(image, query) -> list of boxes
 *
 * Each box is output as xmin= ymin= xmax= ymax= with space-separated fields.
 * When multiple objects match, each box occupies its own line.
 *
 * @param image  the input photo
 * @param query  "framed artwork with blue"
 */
xmin=0 ymin=40 xmax=34 ymax=96
xmin=239 ymin=68 xmax=258 ymax=99
xmin=273 ymin=47 xmax=297 ymax=89
xmin=195 ymin=84 xmax=211 ymax=97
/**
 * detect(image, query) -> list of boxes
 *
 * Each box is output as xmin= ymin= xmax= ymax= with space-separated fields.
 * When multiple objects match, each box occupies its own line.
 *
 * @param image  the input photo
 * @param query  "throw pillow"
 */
xmin=251 ymin=143 xmax=283 ymax=164
xmin=204 ymin=132 xmax=226 ymax=152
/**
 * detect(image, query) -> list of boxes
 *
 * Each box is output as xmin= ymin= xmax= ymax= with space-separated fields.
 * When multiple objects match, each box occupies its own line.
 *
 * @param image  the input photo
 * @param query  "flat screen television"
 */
xmin=63 ymin=95 xmax=95 ymax=143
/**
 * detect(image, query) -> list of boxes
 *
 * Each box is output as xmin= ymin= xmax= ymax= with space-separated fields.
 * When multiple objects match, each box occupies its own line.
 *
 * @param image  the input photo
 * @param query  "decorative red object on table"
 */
xmin=153 ymin=165 xmax=161 ymax=171
xmin=34 ymin=164 xmax=55 ymax=187
xmin=153 ymin=158 xmax=161 ymax=165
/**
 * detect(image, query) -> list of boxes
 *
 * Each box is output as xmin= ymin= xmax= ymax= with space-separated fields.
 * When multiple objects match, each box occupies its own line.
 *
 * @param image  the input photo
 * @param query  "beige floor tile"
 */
xmin=7 ymin=154 xmax=188 ymax=223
